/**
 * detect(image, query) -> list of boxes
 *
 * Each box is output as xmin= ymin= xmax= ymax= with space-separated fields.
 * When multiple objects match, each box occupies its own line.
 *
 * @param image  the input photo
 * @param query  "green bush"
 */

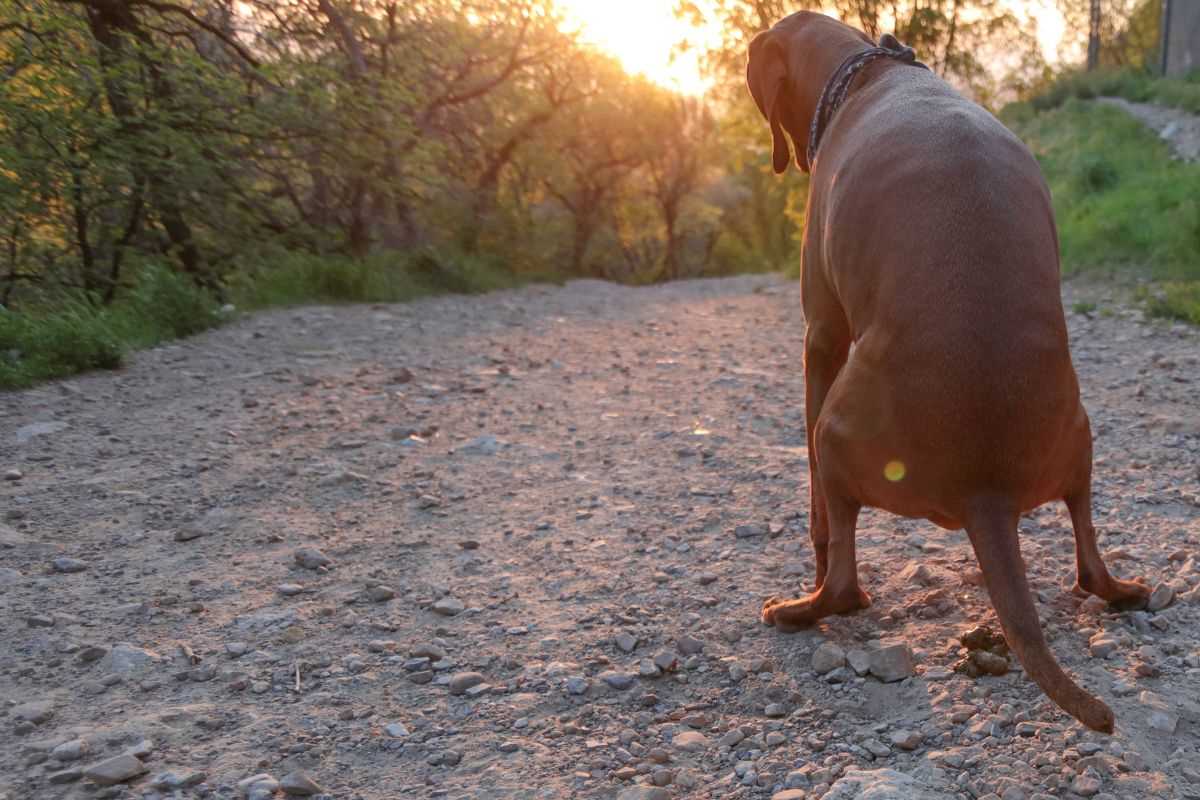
xmin=1141 ymin=282 xmax=1200 ymax=324
xmin=1031 ymin=67 xmax=1200 ymax=114
xmin=0 ymin=304 xmax=125 ymax=389
xmin=117 ymin=264 xmax=222 ymax=342
xmin=1001 ymin=99 xmax=1200 ymax=280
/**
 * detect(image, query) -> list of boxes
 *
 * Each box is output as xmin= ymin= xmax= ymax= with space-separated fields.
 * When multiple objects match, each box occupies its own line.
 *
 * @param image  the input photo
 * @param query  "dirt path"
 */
xmin=1099 ymin=96 xmax=1200 ymax=161
xmin=2 ymin=275 xmax=1199 ymax=800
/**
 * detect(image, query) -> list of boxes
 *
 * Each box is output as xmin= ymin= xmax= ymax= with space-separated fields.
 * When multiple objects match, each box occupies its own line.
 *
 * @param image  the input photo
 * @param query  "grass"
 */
xmin=1031 ymin=67 xmax=1200 ymax=114
xmin=1139 ymin=282 xmax=1200 ymax=325
xmin=1001 ymin=98 xmax=1200 ymax=281
xmin=1 ymin=247 xmax=539 ymax=390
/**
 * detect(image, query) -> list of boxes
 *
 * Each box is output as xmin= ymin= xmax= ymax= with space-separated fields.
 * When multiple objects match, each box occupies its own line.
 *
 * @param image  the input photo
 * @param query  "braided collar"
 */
xmin=806 ymin=35 xmax=928 ymax=169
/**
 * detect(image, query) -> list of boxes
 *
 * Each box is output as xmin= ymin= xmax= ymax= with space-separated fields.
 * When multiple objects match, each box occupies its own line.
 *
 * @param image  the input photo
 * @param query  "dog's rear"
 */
xmin=749 ymin=12 xmax=1146 ymax=732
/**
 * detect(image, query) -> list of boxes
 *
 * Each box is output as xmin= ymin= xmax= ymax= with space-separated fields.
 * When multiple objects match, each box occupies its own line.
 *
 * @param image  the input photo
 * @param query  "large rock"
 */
xmin=825 ymin=768 xmax=951 ymax=800
xmin=868 ymin=643 xmax=915 ymax=683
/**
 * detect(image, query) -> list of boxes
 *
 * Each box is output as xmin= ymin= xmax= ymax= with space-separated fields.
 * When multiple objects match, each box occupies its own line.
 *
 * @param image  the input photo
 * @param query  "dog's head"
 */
xmin=746 ymin=12 xmax=871 ymax=174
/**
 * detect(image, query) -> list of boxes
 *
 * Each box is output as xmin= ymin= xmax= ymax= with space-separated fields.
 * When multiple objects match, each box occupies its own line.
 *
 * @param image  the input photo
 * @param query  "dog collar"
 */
xmin=806 ymin=35 xmax=928 ymax=169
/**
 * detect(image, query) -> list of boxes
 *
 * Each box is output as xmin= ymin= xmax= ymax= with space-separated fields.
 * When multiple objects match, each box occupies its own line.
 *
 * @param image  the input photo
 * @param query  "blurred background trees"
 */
xmin=0 ymin=0 xmax=1176 ymax=334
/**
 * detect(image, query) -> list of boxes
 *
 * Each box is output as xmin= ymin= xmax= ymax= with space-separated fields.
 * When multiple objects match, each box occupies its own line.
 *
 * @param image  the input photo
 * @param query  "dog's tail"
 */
xmin=966 ymin=501 xmax=1114 ymax=733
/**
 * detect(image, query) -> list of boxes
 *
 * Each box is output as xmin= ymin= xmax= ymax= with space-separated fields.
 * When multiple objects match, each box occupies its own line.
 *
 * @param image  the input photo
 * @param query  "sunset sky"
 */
xmin=555 ymin=0 xmax=1069 ymax=94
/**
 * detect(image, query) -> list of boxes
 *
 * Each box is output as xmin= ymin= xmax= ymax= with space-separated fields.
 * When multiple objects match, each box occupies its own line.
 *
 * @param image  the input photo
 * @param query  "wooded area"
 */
xmin=0 ymin=1 xmax=1163 ymax=322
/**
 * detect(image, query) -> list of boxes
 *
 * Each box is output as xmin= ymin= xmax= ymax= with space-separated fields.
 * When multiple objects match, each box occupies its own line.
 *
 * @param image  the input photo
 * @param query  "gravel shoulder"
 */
xmin=1098 ymin=96 xmax=1200 ymax=161
xmin=2 ymin=274 xmax=1199 ymax=800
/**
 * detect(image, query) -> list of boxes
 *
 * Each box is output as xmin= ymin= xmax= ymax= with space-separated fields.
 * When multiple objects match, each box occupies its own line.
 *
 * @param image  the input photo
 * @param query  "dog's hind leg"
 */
xmin=1064 ymin=421 xmax=1150 ymax=610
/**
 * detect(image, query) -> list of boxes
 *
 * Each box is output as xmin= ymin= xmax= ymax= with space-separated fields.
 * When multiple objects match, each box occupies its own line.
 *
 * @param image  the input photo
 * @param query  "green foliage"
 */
xmin=0 ymin=304 xmax=124 ymax=389
xmin=1071 ymin=300 xmax=1098 ymax=316
xmin=1001 ymin=99 xmax=1200 ymax=280
xmin=1032 ymin=67 xmax=1200 ymax=114
xmin=1140 ymin=282 xmax=1200 ymax=325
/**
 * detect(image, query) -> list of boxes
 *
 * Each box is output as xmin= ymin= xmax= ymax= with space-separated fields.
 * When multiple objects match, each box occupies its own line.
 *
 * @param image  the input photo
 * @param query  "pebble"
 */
xmin=812 ymin=641 xmax=846 ymax=674
xmin=565 ymin=676 xmax=590 ymax=695
xmin=238 ymin=773 xmax=280 ymax=799
xmin=293 ymin=547 xmax=331 ymax=569
xmin=366 ymin=584 xmax=396 ymax=602
xmin=1146 ymin=583 xmax=1174 ymax=611
xmin=673 ymin=730 xmax=709 ymax=752
xmin=1088 ymin=634 xmax=1119 ymax=658
xmin=4 ymin=468 xmax=23 ymax=481
xmin=599 ymin=670 xmax=637 ymax=690
xmin=277 ymin=583 xmax=305 ymax=596
xmin=52 ymin=739 xmax=89 ymax=762
xmin=764 ymin=703 xmax=787 ymax=718
xmin=280 ymin=770 xmax=325 ymax=796
xmin=889 ymin=729 xmax=923 ymax=750
xmin=617 ymin=786 xmax=670 ymax=800
xmin=448 ymin=671 xmax=486 ymax=695
xmin=51 ymin=557 xmax=88 ymax=573
xmin=676 ymin=635 xmax=704 ymax=655
xmin=384 ymin=722 xmax=410 ymax=738
xmin=432 ymin=597 xmax=466 ymax=616
xmin=615 ymin=632 xmax=638 ymax=653
xmin=868 ymin=643 xmax=915 ymax=682
xmin=12 ymin=701 xmax=54 ymax=725
xmin=846 ymin=648 xmax=871 ymax=675
xmin=150 ymin=771 xmax=206 ymax=790
xmin=82 ymin=754 xmax=147 ymax=785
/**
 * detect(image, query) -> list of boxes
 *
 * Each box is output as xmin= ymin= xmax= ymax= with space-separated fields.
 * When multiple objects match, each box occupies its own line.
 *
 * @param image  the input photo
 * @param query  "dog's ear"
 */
xmin=746 ymin=31 xmax=792 ymax=174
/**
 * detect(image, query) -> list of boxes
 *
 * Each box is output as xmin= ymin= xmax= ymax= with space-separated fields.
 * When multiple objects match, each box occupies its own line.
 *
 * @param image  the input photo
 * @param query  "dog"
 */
xmin=746 ymin=11 xmax=1149 ymax=733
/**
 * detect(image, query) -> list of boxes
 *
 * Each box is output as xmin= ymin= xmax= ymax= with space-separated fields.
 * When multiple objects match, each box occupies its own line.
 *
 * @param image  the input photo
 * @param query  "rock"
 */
xmin=384 ymin=722 xmax=410 ymax=738
xmin=448 ymin=671 xmax=486 ymax=695
xmin=15 ymin=420 xmax=69 ymax=443
xmin=812 ymin=641 xmax=847 ymax=674
xmin=98 ymin=643 xmax=162 ymax=675
xmin=277 ymin=583 xmax=305 ymax=596
xmin=638 ymin=659 xmax=660 ymax=677
xmin=673 ymin=731 xmax=709 ymax=752
xmin=734 ymin=523 xmax=768 ymax=538
xmin=615 ymin=632 xmax=638 ymax=653
xmin=0 ymin=566 xmax=21 ymax=586
xmin=889 ymin=729 xmax=923 ymax=750
xmin=293 ymin=547 xmax=331 ymax=569
xmin=432 ymin=597 xmax=465 ymax=616
xmin=1146 ymin=583 xmax=1174 ymax=612
xmin=653 ymin=651 xmax=678 ymax=672
xmin=825 ymin=768 xmax=945 ymax=799
xmin=847 ymin=648 xmax=871 ymax=676
xmin=456 ymin=435 xmax=504 ymax=456
xmin=150 ymin=771 xmax=206 ymax=790
xmin=617 ymin=787 xmax=670 ymax=800
xmin=52 ymin=739 xmax=90 ymax=762
xmin=764 ymin=703 xmax=787 ymax=718
xmin=869 ymin=643 xmax=915 ymax=682
xmin=599 ymin=670 xmax=636 ymax=690
xmin=1089 ymin=634 xmax=1119 ymax=658
xmin=772 ymin=792 xmax=807 ymax=800
xmin=366 ymin=584 xmax=396 ymax=602
xmin=676 ymin=635 xmax=704 ymax=655
xmin=565 ymin=676 xmax=590 ymax=695
xmin=51 ymin=557 xmax=88 ymax=573
xmin=82 ymin=754 xmax=147 ymax=786
xmin=12 ymin=701 xmax=54 ymax=727
xmin=968 ymin=650 xmax=1009 ymax=676
xmin=280 ymin=770 xmax=325 ymax=796
xmin=238 ymin=773 xmax=280 ymax=799
xmin=48 ymin=768 xmax=83 ymax=784
xmin=1069 ymin=773 xmax=1102 ymax=797
xmin=4 ymin=468 xmax=23 ymax=481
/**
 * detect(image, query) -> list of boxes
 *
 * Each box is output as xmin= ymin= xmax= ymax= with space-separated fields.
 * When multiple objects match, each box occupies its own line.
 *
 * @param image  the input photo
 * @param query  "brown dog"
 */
xmin=747 ymin=12 xmax=1149 ymax=733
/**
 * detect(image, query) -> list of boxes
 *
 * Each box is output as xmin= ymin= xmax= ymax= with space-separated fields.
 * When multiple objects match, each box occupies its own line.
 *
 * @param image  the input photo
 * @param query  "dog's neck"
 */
xmin=787 ymin=30 xmax=877 ymax=171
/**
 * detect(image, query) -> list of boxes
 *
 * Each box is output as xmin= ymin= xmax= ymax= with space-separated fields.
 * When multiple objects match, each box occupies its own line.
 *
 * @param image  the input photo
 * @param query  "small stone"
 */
xmin=565 ymin=676 xmax=590 ymax=695
xmin=11 ymin=701 xmax=54 ymax=725
xmin=638 ymin=659 xmax=661 ymax=677
xmin=869 ymin=643 xmax=915 ymax=682
xmin=150 ymin=771 xmax=206 ymax=790
xmin=969 ymin=650 xmax=1009 ymax=676
xmin=432 ymin=597 xmax=465 ymax=616
xmin=847 ymin=648 xmax=871 ymax=675
xmin=366 ymin=585 xmax=396 ymax=602
xmin=52 ymin=739 xmax=90 ymax=762
xmin=4 ymin=468 xmax=23 ymax=481
xmin=1089 ymin=635 xmax=1119 ymax=658
xmin=384 ymin=722 xmax=409 ymax=738
xmin=617 ymin=787 xmax=670 ymax=800
xmin=293 ymin=547 xmax=331 ymax=569
xmin=238 ymin=773 xmax=280 ymax=799
xmin=280 ymin=770 xmax=325 ymax=796
xmin=890 ymin=729 xmax=923 ymax=750
xmin=277 ymin=583 xmax=304 ymax=596
xmin=734 ymin=523 xmax=768 ymax=538
xmin=812 ymin=641 xmax=846 ymax=674
xmin=48 ymin=768 xmax=83 ymax=784
xmin=51 ymin=557 xmax=88 ymax=574
xmin=863 ymin=739 xmax=891 ymax=758
xmin=25 ymin=614 xmax=55 ymax=628
xmin=615 ymin=632 xmax=638 ymax=653
xmin=719 ymin=728 xmax=745 ymax=748
xmin=83 ymin=754 xmax=147 ymax=786
xmin=1070 ymin=773 xmax=1102 ymax=797
xmin=772 ymin=792 xmax=807 ymax=800
xmin=1146 ymin=584 xmax=1174 ymax=612
xmin=448 ymin=671 xmax=486 ymax=695
xmin=764 ymin=702 xmax=787 ymax=718
xmin=676 ymin=635 xmax=704 ymax=655
xmin=653 ymin=651 xmax=678 ymax=672
xmin=673 ymin=730 xmax=709 ymax=752
xmin=77 ymin=645 xmax=108 ymax=662
xmin=599 ymin=670 xmax=637 ymax=690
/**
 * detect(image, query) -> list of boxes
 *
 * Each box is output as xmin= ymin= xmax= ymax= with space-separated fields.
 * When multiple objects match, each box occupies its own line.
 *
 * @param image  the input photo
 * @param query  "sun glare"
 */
xmin=555 ymin=1 xmax=1067 ymax=95
xmin=555 ymin=0 xmax=719 ymax=94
